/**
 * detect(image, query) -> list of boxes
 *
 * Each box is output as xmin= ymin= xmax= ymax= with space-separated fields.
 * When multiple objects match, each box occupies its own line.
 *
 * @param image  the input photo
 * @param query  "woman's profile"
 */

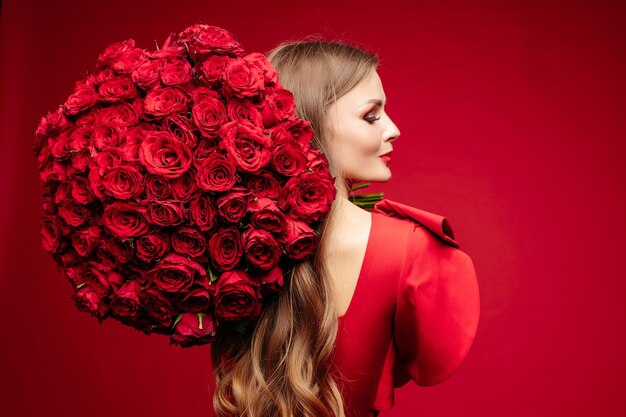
xmin=208 ymin=38 xmax=481 ymax=417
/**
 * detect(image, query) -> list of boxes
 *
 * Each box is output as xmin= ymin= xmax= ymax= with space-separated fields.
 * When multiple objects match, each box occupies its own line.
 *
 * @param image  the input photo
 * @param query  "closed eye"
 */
xmin=365 ymin=115 xmax=381 ymax=124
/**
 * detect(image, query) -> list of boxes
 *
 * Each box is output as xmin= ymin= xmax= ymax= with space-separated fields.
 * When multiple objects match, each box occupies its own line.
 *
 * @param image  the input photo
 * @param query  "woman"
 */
xmin=209 ymin=38 xmax=480 ymax=417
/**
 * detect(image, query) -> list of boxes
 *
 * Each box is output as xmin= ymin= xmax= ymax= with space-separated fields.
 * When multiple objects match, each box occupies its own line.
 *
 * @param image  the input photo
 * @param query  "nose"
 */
xmin=385 ymin=115 xmax=400 ymax=142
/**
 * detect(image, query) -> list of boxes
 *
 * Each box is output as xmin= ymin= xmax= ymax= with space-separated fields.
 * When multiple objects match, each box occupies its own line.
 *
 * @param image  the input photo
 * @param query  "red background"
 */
xmin=1 ymin=1 xmax=625 ymax=416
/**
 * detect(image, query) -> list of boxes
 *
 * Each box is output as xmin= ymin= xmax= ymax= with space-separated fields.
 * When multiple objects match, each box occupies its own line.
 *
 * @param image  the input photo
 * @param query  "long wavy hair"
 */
xmin=209 ymin=36 xmax=380 ymax=417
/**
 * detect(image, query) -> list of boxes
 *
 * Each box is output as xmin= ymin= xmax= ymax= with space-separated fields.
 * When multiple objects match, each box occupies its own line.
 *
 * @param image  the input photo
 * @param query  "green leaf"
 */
xmin=207 ymin=263 xmax=219 ymax=283
xmin=172 ymin=313 xmax=183 ymax=329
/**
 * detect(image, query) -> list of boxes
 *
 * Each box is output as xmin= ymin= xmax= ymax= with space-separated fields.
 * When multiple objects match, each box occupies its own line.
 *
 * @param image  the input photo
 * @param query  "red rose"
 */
xmin=51 ymin=131 xmax=73 ymax=159
xmin=135 ymin=233 xmax=170 ymax=263
xmin=246 ymin=172 xmax=282 ymax=200
xmin=53 ymin=181 xmax=71 ymax=204
xmin=35 ymin=106 xmax=70 ymax=153
xmin=72 ymin=285 xmax=109 ymax=319
xmin=87 ymin=168 xmax=106 ymax=199
xmin=216 ymin=187 xmax=249 ymax=223
xmin=64 ymin=85 xmax=98 ymax=115
xmin=284 ymin=171 xmax=336 ymax=222
xmin=193 ymin=137 xmax=220 ymax=160
xmin=162 ymin=114 xmax=198 ymax=150
xmin=111 ymin=47 xmax=148 ymax=74
xmin=102 ymin=162 xmax=144 ymax=199
xmin=97 ymin=39 xmax=136 ymax=68
xmin=270 ymin=118 xmax=314 ymax=149
xmin=150 ymin=33 xmax=186 ymax=60
xmin=97 ymin=75 xmax=139 ymax=103
xmin=197 ymin=55 xmax=230 ymax=86
xmin=248 ymin=197 xmax=286 ymax=234
xmin=71 ymin=224 xmax=102 ymax=256
xmin=243 ymin=53 xmax=278 ymax=86
xmin=219 ymin=119 xmax=272 ymax=173
xmin=257 ymin=265 xmax=284 ymax=294
xmin=121 ymin=124 xmax=157 ymax=163
xmin=305 ymin=148 xmax=331 ymax=173
xmin=103 ymin=201 xmax=150 ymax=239
xmin=259 ymin=86 xmax=296 ymax=127
xmin=41 ymin=215 xmax=69 ymax=252
xmin=270 ymin=142 xmax=307 ymax=177
xmin=96 ymin=100 xmax=143 ymax=128
xmin=171 ymin=226 xmax=207 ymax=258
xmin=89 ymin=147 xmax=124 ymax=177
xmin=70 ymin=176 xmax=96 ymax=205
xmin=70 ymin=125 xmax=92 ymax=151
xmin=213 ymin=269 xmax=262 ymax=321
xmin=143 ymin=200 xmax=186 ymax=227
xmin=56 ymin=247 xmax=81 ymax=268
xmin=177 ymin=23 xmax=243 ymax=55
xmin=177 ymin=287 xmax=212 ymax=313
xmin=143 ymin=86 xmax=188 ymax=119
xmin=139 ymin=131 xmax=192 ymax=179
xmin=140 ymin=287 xmax=174 ymax=327
xmin=281 ymin=217 xmax=319 ymax=261
xmin=144 ymin=174 xmax=172 ymax=200
xmin=170 ymin=171 xmax=197 ymax=202
xmin=191 ymin=87 xmax=227 ymax=138
xmin=160 ymin=57 xmax=192 ymax=86
xmin=97 ymin=238 xmax=134 ymax=268
xmin=71 ymin=261 xmax=124 ymax=298
xmin=70 ymin=149 xmax=91 ymax=174
xmin=58 ymin=198 xmax=91 ymax=227
xmin=132 ymin=59 xmax=162 ymax=90
xmin=171 ymin=312 xmax=218 ymax=347
xmin=37 ymin=157 xmax=55 ymax=183
xmin=222 ymin=57 xmax=265 ymax=99
xmin=92 ymin=124 xmax=123 ymax=150
xmin=194 ymin=152 xmax=238 ymax=192
xmin=110 ymin=280 xmax=142 ymax=318
xmin=147 ymin=252 xmax=206 ymax=293
xmin=208 ymin=226 xmax=243 ymax=271
xmin=188 ymin=194 xmax=217 ymax=232
xmin=87 ymin=68 xmax=109 ymax=85
xmin=242 ymin=227 xmax=281 ymax=271
xmin=226 ymin=97 xmax=263 ymax=128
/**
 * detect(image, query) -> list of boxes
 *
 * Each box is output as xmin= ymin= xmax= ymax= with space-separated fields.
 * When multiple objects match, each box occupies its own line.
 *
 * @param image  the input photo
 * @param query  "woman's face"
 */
xmin=326 ymin=69 xmax=400 ymax=183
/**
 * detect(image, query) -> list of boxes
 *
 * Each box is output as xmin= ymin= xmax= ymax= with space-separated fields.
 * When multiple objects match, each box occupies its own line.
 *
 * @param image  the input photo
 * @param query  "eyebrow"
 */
xmin=357 ymin=98 xmax=386 ymax=108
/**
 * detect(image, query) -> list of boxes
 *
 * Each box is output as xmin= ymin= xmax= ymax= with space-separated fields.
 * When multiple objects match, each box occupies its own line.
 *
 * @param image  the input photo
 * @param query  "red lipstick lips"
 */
xmin=379 ymin=150 xmax=392 ymax=165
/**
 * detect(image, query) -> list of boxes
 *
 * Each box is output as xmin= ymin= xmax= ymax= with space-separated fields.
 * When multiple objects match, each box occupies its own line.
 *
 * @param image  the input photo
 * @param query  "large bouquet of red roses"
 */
xmin=33 ymin=23 xmax=337 ymax=347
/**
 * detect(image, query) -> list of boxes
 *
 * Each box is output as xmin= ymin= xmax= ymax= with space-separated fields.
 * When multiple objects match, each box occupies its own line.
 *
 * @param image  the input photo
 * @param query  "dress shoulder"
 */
xmin=373 ymin=198 xmax=460 ymax=248
xmin=371 ymin=198 xmax=480 ymax=409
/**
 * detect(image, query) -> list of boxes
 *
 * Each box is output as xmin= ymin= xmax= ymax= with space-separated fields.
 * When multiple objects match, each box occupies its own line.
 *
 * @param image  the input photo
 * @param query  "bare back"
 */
xmin=324 ymin=202 xmax=373 ymax=317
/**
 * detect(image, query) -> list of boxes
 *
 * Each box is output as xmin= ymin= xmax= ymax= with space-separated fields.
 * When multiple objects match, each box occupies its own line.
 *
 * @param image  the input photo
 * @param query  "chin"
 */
xmin=364 ymin=171 xmax=392 ymax=183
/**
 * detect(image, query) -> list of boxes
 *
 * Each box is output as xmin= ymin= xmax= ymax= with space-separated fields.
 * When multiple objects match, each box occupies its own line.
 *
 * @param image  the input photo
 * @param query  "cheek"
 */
xmin=340 ymin=133 xmax=381 ymax=170
xmin=344 ymin=131 xmax=380 ymax=157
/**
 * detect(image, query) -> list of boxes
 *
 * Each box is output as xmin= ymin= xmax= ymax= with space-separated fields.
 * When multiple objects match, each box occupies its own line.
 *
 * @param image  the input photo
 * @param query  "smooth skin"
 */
xmin=324 ymin=69 xmax=401 ymax=317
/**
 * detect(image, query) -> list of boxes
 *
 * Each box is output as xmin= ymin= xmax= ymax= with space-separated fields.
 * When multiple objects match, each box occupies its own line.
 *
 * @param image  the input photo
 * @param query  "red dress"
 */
xmin=207 ymin=198 xmax=480 ymax=417
xmin=330 ymin=198 xmax=481 ymax=417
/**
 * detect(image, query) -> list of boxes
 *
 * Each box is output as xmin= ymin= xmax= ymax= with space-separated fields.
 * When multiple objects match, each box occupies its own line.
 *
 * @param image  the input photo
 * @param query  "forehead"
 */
xmin=334 ymin=70 xmax=386 ymax=108
xmin=352 ymin=70 xmax=384 ymax=97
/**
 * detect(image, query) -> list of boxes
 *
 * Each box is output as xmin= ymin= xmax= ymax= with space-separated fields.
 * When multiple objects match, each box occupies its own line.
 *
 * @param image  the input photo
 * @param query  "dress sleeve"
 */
xmin=391 ymin=221 xmax=481 ymax=387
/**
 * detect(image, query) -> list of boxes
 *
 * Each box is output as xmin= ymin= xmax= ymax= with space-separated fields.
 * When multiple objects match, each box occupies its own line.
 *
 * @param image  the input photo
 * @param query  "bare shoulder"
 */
xmin=326 ymin=203 xmax=372 ymax=253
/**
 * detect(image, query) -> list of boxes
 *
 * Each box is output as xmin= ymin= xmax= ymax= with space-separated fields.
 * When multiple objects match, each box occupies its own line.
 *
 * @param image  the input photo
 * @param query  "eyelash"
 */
xmin=365 ymin=114 xmax=381 ymax=124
